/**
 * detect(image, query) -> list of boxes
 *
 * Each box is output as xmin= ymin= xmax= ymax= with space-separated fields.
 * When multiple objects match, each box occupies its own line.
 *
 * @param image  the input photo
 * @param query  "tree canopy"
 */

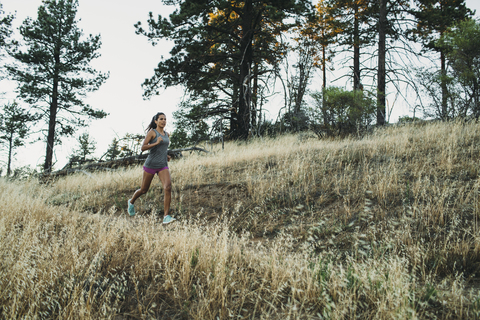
xmin=439 ymin=18 xmax=480 ymax=118
xmin=0 ymin=2 xmax=13 ymax=51
xmin=0 ymin=2 xmax=13 ymax=80
xmin=410 ymin=0 xmax=473 ymax=119
xmin=135 ymin=0 xmax=312 ymax=139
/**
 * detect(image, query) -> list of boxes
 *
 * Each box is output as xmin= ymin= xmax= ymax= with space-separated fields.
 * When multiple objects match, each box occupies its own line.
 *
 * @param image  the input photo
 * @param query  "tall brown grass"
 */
xmin=1 ymin=120 xmax=479 ymax=319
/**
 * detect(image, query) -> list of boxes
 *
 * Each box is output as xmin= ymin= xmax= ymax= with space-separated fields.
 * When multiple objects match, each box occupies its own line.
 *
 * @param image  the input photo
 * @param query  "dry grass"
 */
xmin=1 ymin=120 xmax=480 ymax=319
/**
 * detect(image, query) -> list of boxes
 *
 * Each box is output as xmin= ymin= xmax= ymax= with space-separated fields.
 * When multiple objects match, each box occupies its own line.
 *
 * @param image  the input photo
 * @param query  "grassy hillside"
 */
xmin=1 ymin=120 xmax=479 ymax=319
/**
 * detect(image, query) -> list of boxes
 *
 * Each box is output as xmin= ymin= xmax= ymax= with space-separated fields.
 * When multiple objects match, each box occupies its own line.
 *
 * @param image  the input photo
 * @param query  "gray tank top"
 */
xmin=144 ymin=129 xmax=169 ymax=169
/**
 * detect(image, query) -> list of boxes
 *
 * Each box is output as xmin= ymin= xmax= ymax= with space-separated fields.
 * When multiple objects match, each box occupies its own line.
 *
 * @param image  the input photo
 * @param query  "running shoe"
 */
xmin=127 ymin=199 xmax=135 ymax=216
xmin=163 ymin=215 xmax=176 ymax=224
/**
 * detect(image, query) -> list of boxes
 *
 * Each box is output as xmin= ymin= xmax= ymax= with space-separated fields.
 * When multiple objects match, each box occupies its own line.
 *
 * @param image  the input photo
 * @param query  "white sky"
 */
xmin=1 ymin=0 xmax=480 ymax=172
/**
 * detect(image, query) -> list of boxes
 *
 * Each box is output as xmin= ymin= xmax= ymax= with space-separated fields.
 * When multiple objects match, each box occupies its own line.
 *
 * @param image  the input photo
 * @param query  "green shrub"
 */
xmin=310 ymin=87 xmax=376 ymax=136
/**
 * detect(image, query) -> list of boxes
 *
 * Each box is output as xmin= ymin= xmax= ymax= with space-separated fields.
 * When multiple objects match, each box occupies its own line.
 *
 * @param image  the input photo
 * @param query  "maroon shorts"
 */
xmin=143 ymin=166 xmax=169 ymax=175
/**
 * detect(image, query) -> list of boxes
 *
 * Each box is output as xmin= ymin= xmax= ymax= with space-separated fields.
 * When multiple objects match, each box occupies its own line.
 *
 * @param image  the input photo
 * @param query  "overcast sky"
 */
xmin=1 ymin=0 xmax=480 ymax=171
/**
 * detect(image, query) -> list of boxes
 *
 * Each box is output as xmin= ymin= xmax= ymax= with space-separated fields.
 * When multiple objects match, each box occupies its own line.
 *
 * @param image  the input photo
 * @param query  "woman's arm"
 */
xmin=167 ymin=131 xmax=171 ymax=161
xmin=141 ymin=130 xmax=162 ymax=152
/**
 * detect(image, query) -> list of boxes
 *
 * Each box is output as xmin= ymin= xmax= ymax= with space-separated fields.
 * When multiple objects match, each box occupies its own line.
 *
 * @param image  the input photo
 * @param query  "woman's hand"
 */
xmin=153 ymin=136 xmax=163 ymax=146
xmin=141 ymin=131 xmax=162 ymax=151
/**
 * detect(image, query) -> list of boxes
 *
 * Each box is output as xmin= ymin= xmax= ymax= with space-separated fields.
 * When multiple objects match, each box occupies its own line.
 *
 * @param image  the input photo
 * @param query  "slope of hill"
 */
xmin=1 ymin=120 xmax=479 ymax=319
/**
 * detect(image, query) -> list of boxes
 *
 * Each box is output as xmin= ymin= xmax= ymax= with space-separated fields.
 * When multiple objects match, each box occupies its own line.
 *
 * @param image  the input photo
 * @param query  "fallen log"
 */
xmin=43 ymin=146 xmax=209 ymax=179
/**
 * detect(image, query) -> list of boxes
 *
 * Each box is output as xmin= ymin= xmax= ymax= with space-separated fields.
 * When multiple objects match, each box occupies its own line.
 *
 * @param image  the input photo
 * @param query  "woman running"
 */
xmin=128 ymin=112 xmax=176 ymax=224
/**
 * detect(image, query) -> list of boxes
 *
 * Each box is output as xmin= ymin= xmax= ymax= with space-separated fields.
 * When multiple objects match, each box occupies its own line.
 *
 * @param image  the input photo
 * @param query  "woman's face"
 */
xmin=155 ymin=114 xmax=166 ymax=128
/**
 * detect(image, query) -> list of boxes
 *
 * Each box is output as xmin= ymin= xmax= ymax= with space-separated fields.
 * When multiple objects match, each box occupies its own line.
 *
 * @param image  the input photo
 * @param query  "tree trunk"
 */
xmin=45 ymin=86 xmax=57 ymax=174
xmin=474 ymin=79 xmax=479 ymax=118
xmin=440 ymin=50 xmax=448 ymax=120
xmin=295 ymin=67 xmax=303 ymax=115
xmin=45 ymin=52 xmax=60 ymax=173
xmin=252 ymin=61 xmax=258 ymax=129
xmin=231 ymin=81 xmax=239 ymax=136
xmin=237 ymin=0 xmax=254 ymax=140
xmin=322 ymin=44 xmax=328 ymax=125
xmin=7 ymin=134 xmax=13 ymax=176
xmin=322 ymin=44 xmax=327 ymax=90
xmin=377 ymin=0 xmax=387 ymax=125
xmin=353 ymin=2 xmax=361 ymax=90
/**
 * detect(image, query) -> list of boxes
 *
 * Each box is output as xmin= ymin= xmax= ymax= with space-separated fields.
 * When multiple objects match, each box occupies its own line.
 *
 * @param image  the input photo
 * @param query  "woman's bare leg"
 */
xmin=157 ymin=169 xmax=172 ymax=216
xmin=130 ymin=170 xmax=155 ymax=204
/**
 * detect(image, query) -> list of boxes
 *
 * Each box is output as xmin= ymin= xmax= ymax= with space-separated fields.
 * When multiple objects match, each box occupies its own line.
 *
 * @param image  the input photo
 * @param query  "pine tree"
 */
xmin=329 ymin=0 xmax=374 ymax=90
xmin=374 ymin=0 xmax=411 ymax=125
xmin=135 ymin=0 xmax=311 ymax=139
xmin=0 ymin=101 xmax=36 ymax=176
xmin=0 ymin=2 xmax=13 ymax=50
xmin=296 ymin=0 xmax=340 ymax=125
xmin=439 ymin=18 xmax=480 ymax=118
xmin=7 ymin=0 xmax=109 ymax=173
xmin=73 ymin=132 xmax=96 ymax=162
xmin=410 ymin=0 xmax=472 ymax=120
